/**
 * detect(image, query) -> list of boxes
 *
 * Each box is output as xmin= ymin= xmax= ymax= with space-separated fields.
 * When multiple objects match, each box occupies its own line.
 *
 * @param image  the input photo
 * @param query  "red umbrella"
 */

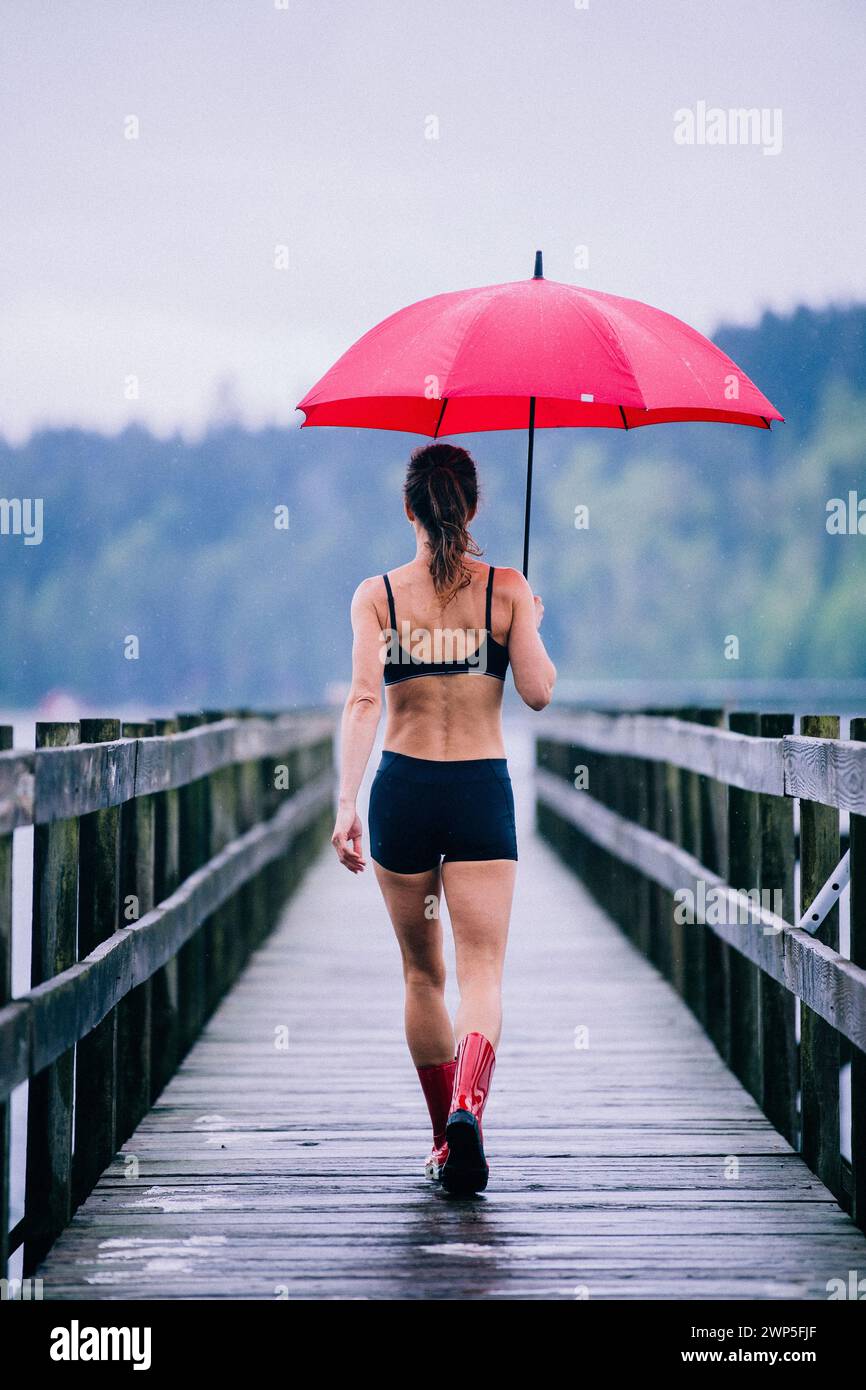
xmin=297 ymin=252 xmax=783 ymax=575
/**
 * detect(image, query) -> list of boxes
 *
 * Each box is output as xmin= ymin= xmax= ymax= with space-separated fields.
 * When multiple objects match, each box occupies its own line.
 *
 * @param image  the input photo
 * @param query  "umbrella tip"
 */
xmin=533 ymin=249 xmax=544 ymax=279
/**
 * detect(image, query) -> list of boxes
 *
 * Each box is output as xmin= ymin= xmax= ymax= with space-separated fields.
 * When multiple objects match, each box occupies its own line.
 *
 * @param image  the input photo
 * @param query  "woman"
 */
xmin=331 ymin=443 xmax=556 ymax=1194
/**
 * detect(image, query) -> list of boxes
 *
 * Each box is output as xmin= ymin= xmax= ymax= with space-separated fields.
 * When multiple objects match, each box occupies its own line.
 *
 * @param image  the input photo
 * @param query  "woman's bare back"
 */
xmin=374 ymin=556 xmax=515 ymax=761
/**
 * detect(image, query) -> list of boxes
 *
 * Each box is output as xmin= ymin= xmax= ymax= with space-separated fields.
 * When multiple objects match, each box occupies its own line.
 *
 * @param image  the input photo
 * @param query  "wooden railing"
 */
xmin=536 ymin=707 xmax=866 ymax=1232
xmin=0 ymin=709 xmax=335 ymax=1275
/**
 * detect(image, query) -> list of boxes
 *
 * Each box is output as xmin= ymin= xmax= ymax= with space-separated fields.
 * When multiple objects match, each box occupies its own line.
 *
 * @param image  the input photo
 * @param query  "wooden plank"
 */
xmin=34 ymin=738 xmax=136 ymax=823
xmin=727 ymin=713 xmax=763 ymax=1104
xmin=539 ymin=710 xmax=866 ymax=813
xmin=849 ymin=716 xmax=866 ymax=1231
xmin=0 ymin=726 xmax=11 ymax=1278
xmin=0 ymin=773 xmax=333 ymax=1099
xmin=74 ymin=718 xmax=122 ymax=1208
xmin=0 ymin=715 xmax=336 ymax=832
xmin=0 ymin=749 xmax=34 ymax=835
xmin=538 ymin=710 xmax=785 ymax=793
xmin=33 ymin=789 xmax=866 ymax=1302
xmin=535 ymin=767 xmax=866 ymax=1050
xmin=784 ymin=734 xmax=866 ymax=813
xmin=759 ymin=714 xmax=798 ymax=1147
xmin=24 ymin=721 xmax=79 ymax=1272
xmin=0 ymin=1003 xmax=29 ymax=1092
xmin=799 ymin=715 xmax=842 ymax=1205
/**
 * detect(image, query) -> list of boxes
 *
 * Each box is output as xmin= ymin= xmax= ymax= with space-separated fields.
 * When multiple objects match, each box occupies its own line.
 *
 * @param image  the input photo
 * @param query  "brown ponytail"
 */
xmin=404 ymin=443 xmax=482 ymax=598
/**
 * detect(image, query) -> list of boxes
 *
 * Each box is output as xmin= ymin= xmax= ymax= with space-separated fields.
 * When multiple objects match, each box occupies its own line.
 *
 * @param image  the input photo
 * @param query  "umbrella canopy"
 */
xmin=297 ymin=253 xmax=783 ymax=572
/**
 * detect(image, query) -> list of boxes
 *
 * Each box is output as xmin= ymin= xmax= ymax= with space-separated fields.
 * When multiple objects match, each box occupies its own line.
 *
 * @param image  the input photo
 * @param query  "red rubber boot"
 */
xmin=417 ymin=1059 xmax=456 ymax=1181
xmin=441 ymin=1032 xmax=496 ymax=1195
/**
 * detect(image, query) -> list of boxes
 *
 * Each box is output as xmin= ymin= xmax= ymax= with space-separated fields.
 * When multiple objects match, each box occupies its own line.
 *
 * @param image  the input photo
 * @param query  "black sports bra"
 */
xmin=382 ymin=566 xmax=510 ymax=686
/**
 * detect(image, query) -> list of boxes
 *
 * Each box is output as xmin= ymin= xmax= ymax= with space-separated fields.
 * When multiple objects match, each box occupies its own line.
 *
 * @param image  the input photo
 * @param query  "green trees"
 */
xmin=0 ymin=305 xmax=863 ymax=707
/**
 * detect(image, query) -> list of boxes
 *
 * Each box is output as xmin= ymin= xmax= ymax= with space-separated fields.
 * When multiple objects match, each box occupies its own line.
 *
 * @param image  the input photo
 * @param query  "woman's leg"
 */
xmin=440 ymin=858 xmax=516 ymax=1049
xmin=436 ymin=858 xmax=515 ymax=1194
xmin=373 ymin=861 xmax=455 ymax=1064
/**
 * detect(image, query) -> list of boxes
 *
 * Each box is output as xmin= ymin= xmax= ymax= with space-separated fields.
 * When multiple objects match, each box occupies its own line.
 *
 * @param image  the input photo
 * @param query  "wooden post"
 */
xmin=260 ymin=714 xmax=284 ymax=938
xmin=679 ymin=709 xmax=705 ymax=1018
xmin=699 ymin=710 xmax=730 ymax=1062
xmin=799 ymin=714 xmax=842 ymax=1201
xmin=235 ymin=712 xmax=266 ymax=963
xmin=593 ymin=748 xmax=611 ymax=920
xmin=74 ymin=717 xmax=122 ymax=1207
xmin=276 ymin=737 xmax=299 ymax=905
xmin=849 ymin=716 xmax=866 ymax=1229
xmin=150 ymin=718 xmax=181 ymax=1100
xmin=177 ymin=712 xmax=209 ymax=1051
xmin=632 ymin=754 xmax=652 ymax=957
xmin=758 ymin=713 xmax=798 ymax=1146
xmin=0 ymin=726 xmax=12 ymax=1279
xmin=605 ymin=747 xmax=623 ymax=931
xmin=202 ymin=709 xmax=237 ymax=1009
xmin=116 ymin=721 xmax=156 ymax=1141
xmin=727 ymin=712 xmax=763 ymax=1103
xmin=220 ymin=710 xmax=247 ymax=986
xmin=251 ymin=714 xmax=273 ymax=950
xmin=618 ymin=753 xmax=639 ymax=946
xmin=646 ymin=758 xmax=665 ymax=972
xmin=665 ymin=719 xmax=686 ymax=996
xmin=566 ymin=739 xmax=583 ymax=884
xmin=24 ymin=721 xmax=80 ymax=1271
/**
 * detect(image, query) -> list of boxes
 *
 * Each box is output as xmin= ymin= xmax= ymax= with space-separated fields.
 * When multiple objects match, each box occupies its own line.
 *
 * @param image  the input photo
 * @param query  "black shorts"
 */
xmin=368 ymin=750 xmax=518 ymax=875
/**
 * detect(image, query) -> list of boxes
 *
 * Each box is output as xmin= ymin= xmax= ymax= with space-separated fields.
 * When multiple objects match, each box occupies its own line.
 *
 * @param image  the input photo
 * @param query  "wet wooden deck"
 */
xmin=36 ymin=814 xmax=866 ymax=1299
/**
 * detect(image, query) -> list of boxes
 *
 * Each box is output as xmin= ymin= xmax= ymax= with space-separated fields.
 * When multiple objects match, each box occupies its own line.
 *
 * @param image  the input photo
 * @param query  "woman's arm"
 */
xmin=503 ymin=569 xmax=557 ymax=711
xmin=331 ymin=577 xmax=385 ymax=872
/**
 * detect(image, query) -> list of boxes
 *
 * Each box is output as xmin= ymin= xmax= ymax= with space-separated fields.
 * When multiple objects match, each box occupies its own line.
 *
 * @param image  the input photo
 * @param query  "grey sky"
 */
xmin=1 ymin=0 xmax=863 ymax=442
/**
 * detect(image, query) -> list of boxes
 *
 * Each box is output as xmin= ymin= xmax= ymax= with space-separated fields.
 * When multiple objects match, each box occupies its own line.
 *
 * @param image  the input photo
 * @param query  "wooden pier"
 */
xmin=4 ymin=708 xmax=866 ymax=1299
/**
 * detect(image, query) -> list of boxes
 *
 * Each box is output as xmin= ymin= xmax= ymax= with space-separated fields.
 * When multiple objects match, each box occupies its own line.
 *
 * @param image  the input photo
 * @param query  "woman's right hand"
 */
xmin=533 ymin=595 xmax=544 ymax=630
xmin=331 ymin=802 xmax=366 ymax=874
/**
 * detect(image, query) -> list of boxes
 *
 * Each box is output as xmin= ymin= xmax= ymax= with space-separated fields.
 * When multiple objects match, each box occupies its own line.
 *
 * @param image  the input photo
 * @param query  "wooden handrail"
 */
xmin=536 ymin=705 xmax=866 ymax=1232
xmin=0 ymin=714 xmax=336 ymax=833
xmin=535 ymin=767 xmax=866 ymax=1051
xmin=537 ymin=708 xmax=866 ymax=810
xmin=0 ymin=708 xmax=336 ymax=1275
xmin=0 ymin=770 xmax=332 ymax=1101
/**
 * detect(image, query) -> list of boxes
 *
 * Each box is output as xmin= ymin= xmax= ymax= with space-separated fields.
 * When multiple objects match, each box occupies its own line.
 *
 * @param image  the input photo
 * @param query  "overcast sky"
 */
xmin=1 ymin=0 xmax=863 ymax=442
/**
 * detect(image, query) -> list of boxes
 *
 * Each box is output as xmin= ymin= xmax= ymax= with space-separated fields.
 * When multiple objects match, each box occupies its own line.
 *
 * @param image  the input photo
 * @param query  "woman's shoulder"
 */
xmin=488 ymin=564 xmax=530 ymax=597
xmin=356 ymin=560 xmax=414 ymax=588
xmin=350 ymin=574 xmax=389 ymax=615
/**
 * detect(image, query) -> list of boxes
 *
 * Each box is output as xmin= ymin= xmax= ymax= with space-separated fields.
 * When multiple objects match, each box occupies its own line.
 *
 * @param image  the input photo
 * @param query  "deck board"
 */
xmin=36 ymin=800 xmax=866 ymax=1300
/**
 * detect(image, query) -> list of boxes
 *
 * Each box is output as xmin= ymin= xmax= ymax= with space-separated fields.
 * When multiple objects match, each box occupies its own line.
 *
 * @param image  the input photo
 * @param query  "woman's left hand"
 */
xmin=331 ymin=802 xmax=366 ymax=873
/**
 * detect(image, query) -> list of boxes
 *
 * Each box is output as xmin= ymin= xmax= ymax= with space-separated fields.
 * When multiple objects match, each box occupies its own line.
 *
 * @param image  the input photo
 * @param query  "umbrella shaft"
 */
xmin=522 ymin=397 xmax=536 ymax=579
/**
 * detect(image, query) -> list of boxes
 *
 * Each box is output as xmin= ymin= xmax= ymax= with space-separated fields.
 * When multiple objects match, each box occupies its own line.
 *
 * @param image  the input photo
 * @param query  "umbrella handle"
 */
xmin=522 ymin=397 xmax=536 ymax=579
